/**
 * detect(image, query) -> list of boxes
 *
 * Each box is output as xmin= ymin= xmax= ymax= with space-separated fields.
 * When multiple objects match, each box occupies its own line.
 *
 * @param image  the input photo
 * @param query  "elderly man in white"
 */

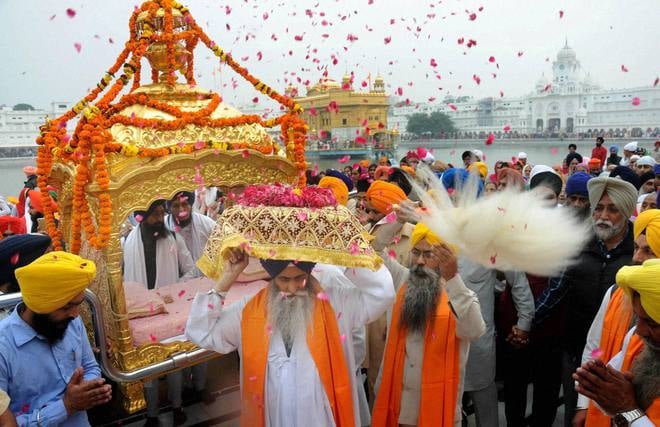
xmin=186 ymin=248 xmax=395 ymax=427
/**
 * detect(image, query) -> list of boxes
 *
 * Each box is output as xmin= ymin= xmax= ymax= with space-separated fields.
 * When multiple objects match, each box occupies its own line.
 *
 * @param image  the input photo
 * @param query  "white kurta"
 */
xmin=577 ymin=285 xmax=617 ymax=409
xmin=122 ymin=225 xmax=196 ymax=289
xmin=313 ymin=265 xmax=372 ymax=426
xmin=185 ymin=264 xmax=395 ymax=427
xmin=165 ymin=212 xmax=216 ymax=277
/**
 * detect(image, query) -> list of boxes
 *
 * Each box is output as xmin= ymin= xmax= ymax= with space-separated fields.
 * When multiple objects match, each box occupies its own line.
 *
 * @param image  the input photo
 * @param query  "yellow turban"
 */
xmin=634 ymin=209 xmax=660 ymax=258
xmin=15 ymin=251 xmax=96 ymax=314
xmin=400 ymin=166 xmax=416 ymax=178
xmin=469 ymin=161 xmax=488 ymax=179
xmin=410 ymin=223 xmax=457 ymax=254
xmin=410 ymin=223 xmax=441 ymax=247
xmin=319 ymin=176 xmax=349 ymax=206
xmin=616 ymin=259 xmax=660 ymax=323
xmin=366 ymin=181 xmax=406 ymax=215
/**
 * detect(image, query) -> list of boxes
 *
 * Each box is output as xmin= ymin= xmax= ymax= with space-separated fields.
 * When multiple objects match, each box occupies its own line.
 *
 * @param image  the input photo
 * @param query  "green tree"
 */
xmin=406 ymin=113 xmax=432 ymax=135
xmin=406 ymin=112 xmax=456 ymax=136
xmin=429 ymin=111 xmax=456 ymax=134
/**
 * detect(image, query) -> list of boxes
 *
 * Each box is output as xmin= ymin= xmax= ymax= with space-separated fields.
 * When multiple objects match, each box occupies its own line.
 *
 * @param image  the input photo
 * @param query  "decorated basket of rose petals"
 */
xmin=197 ymin=184 xmax=382 ymax=280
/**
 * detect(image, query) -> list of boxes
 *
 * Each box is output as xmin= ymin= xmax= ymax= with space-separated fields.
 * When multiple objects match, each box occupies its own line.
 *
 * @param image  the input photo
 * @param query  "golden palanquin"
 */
xmin=35 ymin=0 xmax=307 ymax=412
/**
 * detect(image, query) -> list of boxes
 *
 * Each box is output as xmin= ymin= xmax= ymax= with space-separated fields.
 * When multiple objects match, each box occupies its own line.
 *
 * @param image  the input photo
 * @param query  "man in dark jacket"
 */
xmin=606 ymin=145 xmax=622 ymax=169
xmin=534 ymin=176 xmax=638 ymax=426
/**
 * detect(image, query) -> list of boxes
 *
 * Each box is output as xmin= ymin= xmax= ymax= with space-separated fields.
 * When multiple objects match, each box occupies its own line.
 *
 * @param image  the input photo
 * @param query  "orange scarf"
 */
xmin=587 ymin=333 xmax=660 ymax=425
xmin=240 ymin=288 xmax=355 ymax=427
xmin=622 ymin=334 xmax=660 ymax=423
xmin=372 ymin=284 xmax=459 ymax=427
xmin=585 ymin=288 xmax=634 ymax=426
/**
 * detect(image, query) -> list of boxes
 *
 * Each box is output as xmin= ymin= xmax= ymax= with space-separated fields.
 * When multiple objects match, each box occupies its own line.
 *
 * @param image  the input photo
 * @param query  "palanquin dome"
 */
xmin=35 ymin=0 xmax=308 ymax=254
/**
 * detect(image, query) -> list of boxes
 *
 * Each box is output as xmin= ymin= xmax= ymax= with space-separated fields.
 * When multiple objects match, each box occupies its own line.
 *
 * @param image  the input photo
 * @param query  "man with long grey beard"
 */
xmin=372 ymin=223 xmax=485 ymax=426
xmin=534 ymin=176 xmax=638 ymax=426
xmin=186 ymin=249 xmax=395 ymax=427
xmin=574 ymin=259 xmax=660 ymax=425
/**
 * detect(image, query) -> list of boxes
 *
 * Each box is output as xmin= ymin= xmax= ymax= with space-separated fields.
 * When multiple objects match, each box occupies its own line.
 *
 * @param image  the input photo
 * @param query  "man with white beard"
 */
xmin=533 ymin=176 xmax=638 ymax=426
xmin=185 ymin=248 xmax=395 ymax=426
xmin=573 ymin=259 xmax=660 ymax=425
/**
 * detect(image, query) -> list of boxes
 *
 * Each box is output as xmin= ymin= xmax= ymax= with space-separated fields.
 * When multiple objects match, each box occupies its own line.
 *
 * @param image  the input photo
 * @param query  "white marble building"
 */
xmin=0 ymin=102 xmax=71 ymax=154
xmin=390 ymin=42 xmax=660 ymax=138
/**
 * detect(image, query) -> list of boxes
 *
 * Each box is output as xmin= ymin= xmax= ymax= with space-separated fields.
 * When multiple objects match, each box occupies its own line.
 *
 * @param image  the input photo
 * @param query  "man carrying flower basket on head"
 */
xmin=186 ymin=184 xmax=395 ymax=427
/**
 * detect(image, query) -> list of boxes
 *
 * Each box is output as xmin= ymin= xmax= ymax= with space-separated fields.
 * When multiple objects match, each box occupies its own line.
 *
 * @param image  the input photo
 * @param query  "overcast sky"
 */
xmin=1 ymin=0 xmax=658 ymax=111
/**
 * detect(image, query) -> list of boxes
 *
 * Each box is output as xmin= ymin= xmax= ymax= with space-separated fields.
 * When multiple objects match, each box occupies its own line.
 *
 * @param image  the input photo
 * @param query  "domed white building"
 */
xmin=394 ymin=42 xmax=660 ymax=138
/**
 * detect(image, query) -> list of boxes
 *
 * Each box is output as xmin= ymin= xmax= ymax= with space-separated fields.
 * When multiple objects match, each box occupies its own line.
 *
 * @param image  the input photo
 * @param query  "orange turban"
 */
xmin=359 ymin=159 xmax=371 ymax=169
xmin=27 ymin=190 xmax=58 ymax=214
xmin=374 ymin=166 xmax=391 ymax=181
xmin=318 ymin=176 xmax=349 ymax=206
xmin=366 ymin=181 xmax=406 ymax=215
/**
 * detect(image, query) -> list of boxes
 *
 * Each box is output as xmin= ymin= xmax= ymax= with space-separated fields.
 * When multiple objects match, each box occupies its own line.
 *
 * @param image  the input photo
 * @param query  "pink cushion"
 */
xmin=128 ymin=277 xmax=268 ymax=346
xmin=124 ymin=282 xmax=167 ymax=319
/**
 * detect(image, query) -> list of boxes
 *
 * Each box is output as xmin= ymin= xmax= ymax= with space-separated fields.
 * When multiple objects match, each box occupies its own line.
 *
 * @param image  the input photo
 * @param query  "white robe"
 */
xmin=165 ymin=212 xmax=216 ymax=277
xmin=123 ymin=225 xmax=195 ymax=289
xmin=185 ymin=264 xmax=395 ymax=427
xmin=313 ymin=265 xmax=372 ymax=426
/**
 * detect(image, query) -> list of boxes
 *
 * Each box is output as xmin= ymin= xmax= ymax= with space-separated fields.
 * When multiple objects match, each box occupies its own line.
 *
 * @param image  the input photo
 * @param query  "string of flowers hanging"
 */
xmin=35 ymin=0 xmax=308 ymax=253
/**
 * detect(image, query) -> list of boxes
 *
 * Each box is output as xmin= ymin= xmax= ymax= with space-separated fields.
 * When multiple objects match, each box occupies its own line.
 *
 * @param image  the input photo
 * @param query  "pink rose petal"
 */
xmin=631 ymin=97 xmax=641 ymax=106
xmin=591 ymin=348 xmax=603 ymax=359
xmin=316 ymin=292 xmax=329 ymax=301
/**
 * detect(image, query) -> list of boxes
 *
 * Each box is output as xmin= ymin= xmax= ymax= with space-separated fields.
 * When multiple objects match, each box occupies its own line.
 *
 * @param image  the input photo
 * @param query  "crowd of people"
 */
xmin=0 ymin=135 xmax=658 ymax=426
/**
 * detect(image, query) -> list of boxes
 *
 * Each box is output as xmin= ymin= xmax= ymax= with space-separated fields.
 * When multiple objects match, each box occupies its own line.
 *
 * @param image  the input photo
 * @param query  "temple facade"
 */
xmin=390 ymin=42 xmax=660 ymax=138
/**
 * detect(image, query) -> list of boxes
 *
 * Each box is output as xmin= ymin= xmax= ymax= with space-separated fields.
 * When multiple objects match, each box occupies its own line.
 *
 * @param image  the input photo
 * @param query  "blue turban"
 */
xmin=565 ymin=172 xmax=593 ymax=197
xmin=654 ymin=164 xmax=660 ymax=175
xmin=610 ymin=145 xmax=619 ymax=154
xmin=325 ymin=169 xmax=354 ymax=192
xmin=441 ymin=168 xmax=483 ymax=194
xmin=610 ymin=166 xmax=642 ymax=190
xmin=0 ymin=234 xmax=52 ymax=293
xmin=259 ymin=259 xmax=316 ymax=279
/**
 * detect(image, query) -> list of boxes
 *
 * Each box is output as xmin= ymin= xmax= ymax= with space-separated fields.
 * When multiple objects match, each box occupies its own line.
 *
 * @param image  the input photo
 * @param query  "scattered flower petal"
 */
xmin=631 ymin=97 xmax=641 ymax=106
xmin=66 ymin=8 xmax=76 ymax=18
xmin=316 ymin=292 xmax=329 ymax=301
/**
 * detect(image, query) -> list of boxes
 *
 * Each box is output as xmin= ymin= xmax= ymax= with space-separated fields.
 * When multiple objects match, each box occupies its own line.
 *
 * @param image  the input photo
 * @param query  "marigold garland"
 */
xmin=35 ymin=0 xmax=308 ymax=253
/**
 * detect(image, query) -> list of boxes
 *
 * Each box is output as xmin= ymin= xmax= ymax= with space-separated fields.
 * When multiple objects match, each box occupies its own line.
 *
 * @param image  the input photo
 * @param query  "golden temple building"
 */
xmin=288 ymin=74 xmax=396 ymax=147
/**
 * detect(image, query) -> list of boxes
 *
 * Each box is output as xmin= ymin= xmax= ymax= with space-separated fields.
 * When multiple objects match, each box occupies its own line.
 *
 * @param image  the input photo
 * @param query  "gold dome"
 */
xmin=108 ymin=83 xmax=279 ymax=154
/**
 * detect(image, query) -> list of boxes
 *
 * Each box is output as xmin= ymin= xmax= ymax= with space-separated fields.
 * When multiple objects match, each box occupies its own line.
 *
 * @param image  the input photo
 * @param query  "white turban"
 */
xmin=623 ymin=141 xmax=638 ymax=152
xmin=587 ymin=176 xmax=638 ymax=218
